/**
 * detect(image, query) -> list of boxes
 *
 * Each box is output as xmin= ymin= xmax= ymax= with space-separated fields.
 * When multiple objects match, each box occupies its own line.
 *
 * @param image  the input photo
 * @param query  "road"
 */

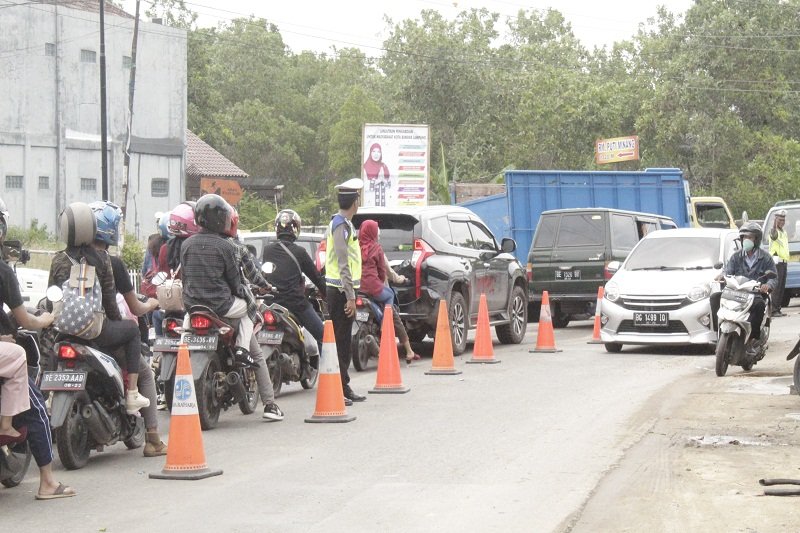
xmin=1 ymin=320 xmax=747 ymax=532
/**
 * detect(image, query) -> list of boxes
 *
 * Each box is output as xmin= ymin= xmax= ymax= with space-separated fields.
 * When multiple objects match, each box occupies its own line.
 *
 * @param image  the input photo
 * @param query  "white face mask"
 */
xmin=743 ymin=238 xmax=755 ymax=252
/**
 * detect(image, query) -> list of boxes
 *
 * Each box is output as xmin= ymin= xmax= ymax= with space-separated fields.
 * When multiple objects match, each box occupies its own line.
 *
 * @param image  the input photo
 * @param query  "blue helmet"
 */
xmin=88 ymin=201 xmax=123 ymax=246
xmin=158 ymin=211 xmax=171 ymax=240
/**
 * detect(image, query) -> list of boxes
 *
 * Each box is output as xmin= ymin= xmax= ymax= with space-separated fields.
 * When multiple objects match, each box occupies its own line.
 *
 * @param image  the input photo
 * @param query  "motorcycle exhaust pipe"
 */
xmin=365 ymin=335 xmax=380 ymax=358
xmin=81 ymin=402 xmax=115 ymax=444
xmin=225 ymin=372 xmax=247 ymax=404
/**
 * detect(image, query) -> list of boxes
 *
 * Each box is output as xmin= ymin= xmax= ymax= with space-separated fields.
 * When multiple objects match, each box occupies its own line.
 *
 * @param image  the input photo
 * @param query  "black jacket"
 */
xmin=263 ymin=237 xmax=325 ymax=309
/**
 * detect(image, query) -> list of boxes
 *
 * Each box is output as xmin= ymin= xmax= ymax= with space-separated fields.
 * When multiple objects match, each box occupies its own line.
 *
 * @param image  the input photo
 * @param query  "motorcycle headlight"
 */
xmin=605 ymin=282 xmax=619 ymax=302
xmin=687 ymin=285 xmax=710 ymax=302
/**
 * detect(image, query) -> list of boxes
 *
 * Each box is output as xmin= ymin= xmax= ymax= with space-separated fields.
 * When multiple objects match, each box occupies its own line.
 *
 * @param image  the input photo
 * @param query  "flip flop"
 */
xmin=36 ymin=482 xmax=77 ymax=501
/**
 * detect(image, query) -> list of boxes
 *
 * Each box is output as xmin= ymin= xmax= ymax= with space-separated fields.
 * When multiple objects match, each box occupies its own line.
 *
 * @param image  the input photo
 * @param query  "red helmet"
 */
xmin=224 ymin=207 xmax=239 ymax=238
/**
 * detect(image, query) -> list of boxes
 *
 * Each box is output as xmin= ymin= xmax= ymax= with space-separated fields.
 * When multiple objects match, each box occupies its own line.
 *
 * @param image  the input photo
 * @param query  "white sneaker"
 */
xmin=126 ymin=390 xmax=151 ymax=414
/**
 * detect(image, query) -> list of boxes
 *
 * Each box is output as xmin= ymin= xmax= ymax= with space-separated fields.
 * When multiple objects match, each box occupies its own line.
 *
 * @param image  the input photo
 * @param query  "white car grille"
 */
xmin=619 ymin=294 xmax=686 ymax=311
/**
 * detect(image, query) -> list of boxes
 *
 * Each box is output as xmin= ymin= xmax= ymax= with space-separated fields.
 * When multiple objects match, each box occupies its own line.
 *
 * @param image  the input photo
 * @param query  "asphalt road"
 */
xmin=3 ymin=321 xmax=719 ymax=532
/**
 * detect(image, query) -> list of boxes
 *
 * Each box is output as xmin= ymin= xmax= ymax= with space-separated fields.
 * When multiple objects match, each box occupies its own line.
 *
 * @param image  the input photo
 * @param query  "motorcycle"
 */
xmin=351 ymin=292 xmax=382 ymax=372
xmin=714 ymin=272 xmax=776 ymax=377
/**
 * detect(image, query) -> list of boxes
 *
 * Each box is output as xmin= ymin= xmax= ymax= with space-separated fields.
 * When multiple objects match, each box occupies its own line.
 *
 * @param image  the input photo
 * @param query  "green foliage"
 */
xmin=328 ymin=86 xmax=383 ymax=179
xmin=429 ymin=142 xmax=450 ymax=205
xmin=120 ymin=233 xmax=144 ymax=271
xmin=238 ymin=193 xmax=278 ymax=232
xmin=7 ymin=219 xmax=53 ymax=246
xmin=145 ymin=0 xmax=197 ymax=30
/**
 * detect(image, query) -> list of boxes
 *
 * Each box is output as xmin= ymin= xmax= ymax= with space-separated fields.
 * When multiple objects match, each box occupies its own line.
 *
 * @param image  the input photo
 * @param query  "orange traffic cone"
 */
xmin=149 ymin=343 xmax=223 ymax=480
xmin=425 ymin=300 xmax=462 ymax=375
xmin=468 ymin=293 xmax=501 ymax=364
xmin=305 ymin=320 xmax=356 ymax=423
xmin=530 ymin=291 xmax=562 ymax=353
xmin=369 ymin=305 xmax=410 ymax=394
xmin=588 ymin=286 xmax=604 ymax=344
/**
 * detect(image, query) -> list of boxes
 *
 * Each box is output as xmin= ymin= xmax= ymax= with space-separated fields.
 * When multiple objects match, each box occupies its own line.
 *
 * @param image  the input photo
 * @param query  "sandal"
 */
xmin=0 ymin=426 xmax=27 ymax=447
xmin=405 ymin=353 xmax=422 ymax=363
xmin=36 ymin=482 xmax=77 ymax=500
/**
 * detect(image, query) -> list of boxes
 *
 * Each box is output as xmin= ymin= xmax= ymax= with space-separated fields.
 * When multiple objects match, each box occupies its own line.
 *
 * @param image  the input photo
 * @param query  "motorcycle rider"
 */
xmin=180 ymin=194 xmax=284 ymax=420
xmin=263 ymin=209 xmax=326 ymax=356
xmin=88 ymin=201 xmax=168 ymax=456
xmin=721 ymin=221 xmax=777 ymax=355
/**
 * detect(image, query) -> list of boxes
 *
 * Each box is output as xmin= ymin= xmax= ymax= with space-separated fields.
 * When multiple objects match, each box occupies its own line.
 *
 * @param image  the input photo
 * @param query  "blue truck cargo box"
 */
xmin=457 ymin=193 xmax=512 ymax=242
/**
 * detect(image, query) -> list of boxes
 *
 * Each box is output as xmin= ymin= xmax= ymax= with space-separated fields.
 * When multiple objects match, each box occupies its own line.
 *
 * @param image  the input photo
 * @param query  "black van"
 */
xmin=527 ymin=208 xmax=677 ymax=327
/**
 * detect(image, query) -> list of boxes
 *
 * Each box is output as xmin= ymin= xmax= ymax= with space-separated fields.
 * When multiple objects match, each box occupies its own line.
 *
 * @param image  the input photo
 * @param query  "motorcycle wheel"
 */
xmin=741 ymin=361 xmax=754 ymax=371
xmin=351 ymin=324 xmax=370 ymax=372
xmin=267 ymin=351 xmax=283 ymax=397
xmin=301 ymin=355 xmax=319 ymax=390
xmin=715 ymin=333 xmax=732 ymax=377
xmin=196 ymin=357 xmax=221 ymax=430
xmin=0 ymin=442 xmax=32 ymax=488
xmin=54 ymin=393 xmax=91 ymax=470
xmin=238 ymin=368 xmax=258 ymax=414
xmin=123 ymin=416 xmax=146 ymax=449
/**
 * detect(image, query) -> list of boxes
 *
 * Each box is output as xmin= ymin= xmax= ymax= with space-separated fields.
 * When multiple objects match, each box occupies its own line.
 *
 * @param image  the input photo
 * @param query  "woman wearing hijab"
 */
xmin=363 ymin=143 xmax=391 ymax=188
xmin=358 ymin=219 xmax=420 ymax=363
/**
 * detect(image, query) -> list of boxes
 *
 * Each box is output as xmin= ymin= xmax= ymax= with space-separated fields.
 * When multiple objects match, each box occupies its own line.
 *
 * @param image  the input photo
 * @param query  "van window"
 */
xmin=763 ymin=206 xmax=800 ymax=245
xmin=611 ymin=214 xmax=638 ymax=249
xmin=556 ymin=214 xmax=604 ymax=247
xmin=636 ymin=220 xmax=658 ymax=239
xmin=533 ymin=215 xmax=558 ymax=248
xmin=468 ymin=221 xmax=497 ymax=250
xmin=450 ymin=220 xmax=474 ymax=249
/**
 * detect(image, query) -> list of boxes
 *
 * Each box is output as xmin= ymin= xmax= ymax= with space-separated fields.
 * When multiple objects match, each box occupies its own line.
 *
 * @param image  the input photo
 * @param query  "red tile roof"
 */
xmin=185 ymin=130 xmax=249 ymax=179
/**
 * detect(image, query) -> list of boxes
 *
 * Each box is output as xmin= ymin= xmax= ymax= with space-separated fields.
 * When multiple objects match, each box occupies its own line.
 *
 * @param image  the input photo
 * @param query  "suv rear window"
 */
xmin=533 ymin=215 xmax=558 ymax=248
xmin=556 ymin=213 xmax=604 ymax=246
xmin=353 ymin=214 xmax=417 ymax=252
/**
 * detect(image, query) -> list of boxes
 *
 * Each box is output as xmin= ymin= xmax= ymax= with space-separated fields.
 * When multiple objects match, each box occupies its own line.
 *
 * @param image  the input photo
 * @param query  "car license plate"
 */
xmin=257 ymin=330 xmax=284 ymax=345
xmin=181 ymin=334 xmax=218 ymax=351
xmin=356 ymin=310 xmax=369 ymax=322
xmin=40 ymin=371 xmax=87 ymax=391
xmin=555 ymin=270 xmax=581 ymax=280
xmin=633 ymin=312 xmax=669 ymax=327
xmin=152 ymin=337 xmax=180 ymax=352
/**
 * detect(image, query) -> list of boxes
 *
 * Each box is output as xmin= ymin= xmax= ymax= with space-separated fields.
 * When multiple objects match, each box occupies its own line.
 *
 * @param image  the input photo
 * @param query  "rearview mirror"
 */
xmin=261 ymin=262 xmax=276 ymax=275
xmin=46 ymin=285 xmax=63 ymax=303
xmin=500 ymin=238 xmax=516 ymax=254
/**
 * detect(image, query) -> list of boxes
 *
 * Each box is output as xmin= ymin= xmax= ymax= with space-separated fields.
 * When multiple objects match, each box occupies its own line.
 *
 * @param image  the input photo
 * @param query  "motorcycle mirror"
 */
xmin=46 ymin=285 xmax=64 ymax=303
xmin=261 ymin=262 xmax=276 ymax=275
xmin=152 ymin=271 xmax=169 ymax=286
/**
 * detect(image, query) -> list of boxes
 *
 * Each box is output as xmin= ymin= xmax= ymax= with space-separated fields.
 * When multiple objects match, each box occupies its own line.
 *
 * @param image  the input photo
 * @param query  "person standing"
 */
xmin=769 ymin=209 xmax=790 ymax=317
xmin=325 ymin=178 xmax=365 ymax=405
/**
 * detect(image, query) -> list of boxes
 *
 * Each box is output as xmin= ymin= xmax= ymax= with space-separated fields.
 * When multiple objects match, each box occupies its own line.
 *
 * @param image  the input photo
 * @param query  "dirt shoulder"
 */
xmin=563 ymin=327 xmax=800 ymax=532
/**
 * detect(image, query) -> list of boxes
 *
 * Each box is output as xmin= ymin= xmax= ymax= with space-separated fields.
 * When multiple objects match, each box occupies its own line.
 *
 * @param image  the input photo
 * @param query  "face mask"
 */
xmin=743 ymin=239 xmax=755 ymax=252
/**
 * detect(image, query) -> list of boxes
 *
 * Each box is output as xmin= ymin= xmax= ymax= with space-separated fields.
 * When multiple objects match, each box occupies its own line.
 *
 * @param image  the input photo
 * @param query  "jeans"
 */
xmin=370 ymin=287 xmax=409 ymax=344
xmin=326 ymin=287 xmax=353 ymax=391
xmin=94 ymin=318 xmax=141 ymax=374
xmin=249 ymin=334 xmax=275 ymax=405
xmin=287 ymin=300 xmax=324 ymax=353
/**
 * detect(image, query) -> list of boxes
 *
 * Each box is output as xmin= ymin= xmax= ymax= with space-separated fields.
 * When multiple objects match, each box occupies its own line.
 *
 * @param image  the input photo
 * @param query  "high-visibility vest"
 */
xmin=769 ymin=228 xmax=790 ymax=262
xmin=325 ymin=215 xmax=361 ymax=290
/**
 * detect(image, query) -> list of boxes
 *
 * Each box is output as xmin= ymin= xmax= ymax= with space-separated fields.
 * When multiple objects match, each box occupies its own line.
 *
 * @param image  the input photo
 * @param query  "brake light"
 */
xmin=59 ymin=344 xmax=78 ymax=360
xmin=411 ymin=239 xmax=435 ymax=299
xmin=316 ymin=240 xmax=326 ymax=271
xmin=190 ymin=315 xmax=211 ymax=332
xmin=526 ymin=262 xmax=533 ymax=283
xmin=603 ymin=261 xmax=613 ymax=280
xmin=263 ymin=309 xmax=276 ymax=325
xmin=355 ymin=297 xmax=364 ymax=307
xmin=165 ymin=318 xmax=180 ymax=336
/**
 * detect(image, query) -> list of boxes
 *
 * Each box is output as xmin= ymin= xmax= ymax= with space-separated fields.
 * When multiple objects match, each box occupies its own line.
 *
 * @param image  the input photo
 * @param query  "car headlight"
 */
xmin=687 ymin=285 xmax=710 ymax=302
xmin=605 ymin=282 xmax=619 ymax=302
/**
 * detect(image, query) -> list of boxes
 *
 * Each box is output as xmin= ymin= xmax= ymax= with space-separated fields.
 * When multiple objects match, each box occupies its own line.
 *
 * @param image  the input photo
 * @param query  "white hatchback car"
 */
xmin=600 ymin=228 xmax=741 ymax=352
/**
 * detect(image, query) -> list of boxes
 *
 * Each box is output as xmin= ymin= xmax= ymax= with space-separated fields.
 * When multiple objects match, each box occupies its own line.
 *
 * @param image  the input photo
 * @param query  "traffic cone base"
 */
xmin=531 ymin=291 xmax=562 ymax=353
xmin=588 ymin=286 xmax=604 ymax=344
xmin=468 ymin=293 xmax=501 ymax=364
xmin=305 ymin=321 xmax=357 ymax=423
xmin=370 ymin=305 xmax=410 ymax=394
xmin=426 ymin=300 xmax=462 ymax=375
xmin=150 ymin=344 xmax=222 ymax=481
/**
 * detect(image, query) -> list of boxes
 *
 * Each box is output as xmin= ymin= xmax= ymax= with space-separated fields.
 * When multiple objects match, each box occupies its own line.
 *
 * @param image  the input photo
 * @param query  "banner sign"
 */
xmin=362 ymin=124 xmax=430 ymax=208
xmin=595 ymin=135 xmax=640 ymax=164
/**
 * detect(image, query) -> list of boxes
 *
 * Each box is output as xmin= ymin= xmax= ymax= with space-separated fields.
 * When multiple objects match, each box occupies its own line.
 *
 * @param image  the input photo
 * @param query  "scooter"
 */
xmin=351 ymin=292 xmax=382 ymax=372
xmin=714 ymin=272 xmax=775 ymax=377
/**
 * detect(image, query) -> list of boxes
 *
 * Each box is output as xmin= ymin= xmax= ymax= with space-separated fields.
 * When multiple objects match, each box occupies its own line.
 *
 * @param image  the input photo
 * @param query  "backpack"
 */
xmin=53 ymin=255 xmax=105 ymax=339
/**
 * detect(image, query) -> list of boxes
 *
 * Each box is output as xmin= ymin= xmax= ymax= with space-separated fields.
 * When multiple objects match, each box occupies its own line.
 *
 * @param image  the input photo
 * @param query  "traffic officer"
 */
xmin=769 ymin=209 xmax=790 ymax=317
xmin=325 ymin=178 xmax=365 ymax=405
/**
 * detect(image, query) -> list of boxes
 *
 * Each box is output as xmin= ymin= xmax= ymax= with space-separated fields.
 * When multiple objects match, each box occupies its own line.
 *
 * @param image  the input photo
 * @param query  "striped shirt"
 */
xmin=180 ymin=232 xmax=240 ymax=317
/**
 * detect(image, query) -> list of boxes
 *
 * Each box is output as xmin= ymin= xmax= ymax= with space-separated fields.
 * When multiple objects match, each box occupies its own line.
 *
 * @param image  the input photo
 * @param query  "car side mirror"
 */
xmin=606 ymin=260 xmax=621 ymax=275
xmin=500 ymin=238 xmax=516 ymax=254
xmin=46 ymin=285 xmax=64 ymax=303
xmin=261 ymin=262 xmax=276 ymax=275
xmin=714 ymin=262 xmax=723 ymax=270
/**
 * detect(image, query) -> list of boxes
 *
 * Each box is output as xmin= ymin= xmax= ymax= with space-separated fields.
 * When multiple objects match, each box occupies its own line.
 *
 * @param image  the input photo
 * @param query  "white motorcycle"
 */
xmin=714 ymin=272 xmax=775 ymax=377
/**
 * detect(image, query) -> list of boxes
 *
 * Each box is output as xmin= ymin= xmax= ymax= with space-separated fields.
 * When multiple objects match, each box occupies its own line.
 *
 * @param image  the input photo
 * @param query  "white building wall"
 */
xmin=0 ymin=2 xmax=187 ymax=240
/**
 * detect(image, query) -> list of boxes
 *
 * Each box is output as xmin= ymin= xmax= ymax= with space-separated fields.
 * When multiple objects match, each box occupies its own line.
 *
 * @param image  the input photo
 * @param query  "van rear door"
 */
xmin=528 ymin=213 xmax=559 ymax=298
xmin=550 ymin=212 xmax=606 ymax=298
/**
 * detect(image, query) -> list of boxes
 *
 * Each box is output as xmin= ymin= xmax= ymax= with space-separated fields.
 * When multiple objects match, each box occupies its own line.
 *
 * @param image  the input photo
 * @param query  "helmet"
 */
xmin=194 ymin=194 xmax=233 ymax=235
xmin=168 ymin=202 xmax=199 ymax=238
xmin=88 ymin=201 xmax=123 ymax=246
xmin=224 ymin=207 xmax=239 ymax=238
xmin=275 ymin=209 xmax=301 ymax=240
xmin=158 ymin=211 xmax=171 ymax=240
xmin=739 ymin=221 xmax=763 ymax=244
xmin=0 ymin=197 xmax=8 ymax=241
xmin=59 ymin=202 xmax=96 ymax=247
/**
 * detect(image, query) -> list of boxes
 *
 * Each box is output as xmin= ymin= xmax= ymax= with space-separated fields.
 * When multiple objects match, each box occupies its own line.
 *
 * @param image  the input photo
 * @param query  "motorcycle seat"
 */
xmin=188 ymin=305 xmax=240 ymax=330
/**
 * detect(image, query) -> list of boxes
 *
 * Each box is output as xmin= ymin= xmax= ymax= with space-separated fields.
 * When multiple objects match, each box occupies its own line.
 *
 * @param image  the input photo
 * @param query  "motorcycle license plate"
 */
xmin=152 ymin=337 xmax=180 ymax=352
xmin=180 ymin=334 xmax=218 ymax=351
xmin=257 ymin=330 xmax=284 ymax=345
xmin=356 ymin=311 xmax=369 ymax=322
xmin=633 ymin=312 xmax=669 ymax=327
xmin=721 ymin=288 xmax=749 ymax=304
xmin=40 ymin=371 xmax=87 ymax=391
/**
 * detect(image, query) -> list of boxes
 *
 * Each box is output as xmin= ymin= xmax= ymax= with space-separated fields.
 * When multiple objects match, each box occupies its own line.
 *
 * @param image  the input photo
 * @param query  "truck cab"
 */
xmin=689 ymin=197 xmax=736 ymax=229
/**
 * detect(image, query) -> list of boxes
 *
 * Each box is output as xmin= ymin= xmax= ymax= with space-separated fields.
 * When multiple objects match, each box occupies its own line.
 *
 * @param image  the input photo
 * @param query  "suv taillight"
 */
xmin=411 ymin=239 xmax=435 ymax=299
xmin=316 ymin=240 xmax=326 ymax=271
xmin=603 ymin=261 xmax=613 ymax=280
xmin=526 ymin=262 xmax=533 ymax=283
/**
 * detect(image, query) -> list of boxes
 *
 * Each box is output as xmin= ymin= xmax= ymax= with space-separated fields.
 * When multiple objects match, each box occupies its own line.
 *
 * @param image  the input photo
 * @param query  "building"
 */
xmin=0 ymin=0 xmax=186 ymax=239
xmin=185 ymin=129 xmax=248 ymax=205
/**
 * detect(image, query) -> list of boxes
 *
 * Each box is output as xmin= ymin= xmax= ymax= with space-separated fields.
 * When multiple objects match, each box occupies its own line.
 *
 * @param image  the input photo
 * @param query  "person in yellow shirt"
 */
xmin=769 ymin=209 xmax=790 ymax=317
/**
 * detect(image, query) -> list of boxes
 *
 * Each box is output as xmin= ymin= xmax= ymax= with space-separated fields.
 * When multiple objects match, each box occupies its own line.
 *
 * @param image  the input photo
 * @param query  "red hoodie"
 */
xmin=358 ymin=219 xmax=386 ymax=297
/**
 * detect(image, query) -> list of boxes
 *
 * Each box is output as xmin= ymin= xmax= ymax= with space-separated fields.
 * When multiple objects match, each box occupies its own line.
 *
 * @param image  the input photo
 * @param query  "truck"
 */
xmin=457 ymin=168 xmax=735 ymax=265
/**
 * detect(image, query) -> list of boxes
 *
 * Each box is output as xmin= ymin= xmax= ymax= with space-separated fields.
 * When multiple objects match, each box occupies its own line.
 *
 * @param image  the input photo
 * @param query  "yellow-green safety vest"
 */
xmin=770 ymin=228 xmax=790 ymax=262
xmin=325 ymin=215 xmax=361 ymax=290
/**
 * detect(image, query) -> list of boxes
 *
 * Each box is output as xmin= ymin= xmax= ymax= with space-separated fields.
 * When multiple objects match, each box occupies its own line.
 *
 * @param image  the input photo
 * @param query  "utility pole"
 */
xmin=122 ymin=0 xmax=141 ymax=218
xmin=99 ymin=0 xmax=109 ymax=200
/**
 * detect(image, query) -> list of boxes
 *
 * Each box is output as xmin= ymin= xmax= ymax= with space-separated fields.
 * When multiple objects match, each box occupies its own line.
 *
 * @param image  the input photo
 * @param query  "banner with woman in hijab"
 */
xmin=361 ymin=124 xmax=429 ymax=208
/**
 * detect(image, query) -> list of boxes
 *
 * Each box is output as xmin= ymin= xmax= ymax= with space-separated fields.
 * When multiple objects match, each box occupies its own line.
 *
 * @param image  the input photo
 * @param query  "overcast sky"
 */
xmin=121 ymin=0 xmax=695 ymax=53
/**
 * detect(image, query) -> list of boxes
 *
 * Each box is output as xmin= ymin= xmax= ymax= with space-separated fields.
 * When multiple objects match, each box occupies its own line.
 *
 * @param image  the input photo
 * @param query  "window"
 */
xmin=45 ymin=43 xmax=56 ymax=56
xmin=151 ymin=178 xmax=169 ymax=197
xmin=611 ymin=214 xmax=638 ymax=250
xmin=449 ymin=220 xmax=474 ymax=249
xmin=5 ymin=176 xmax=23 ymax=190
xmin=80 ymin=178 xmax=97 ymax=191
xmin=122 ymin=55 xmax=132 ymax=68
xmin=80 ymin=49 xmax=96 ymax=63
xmin=428 ymin=216 xmax=452 ymax=244
xmin=556 ymin=213 xmax=605 ymax=247
xmin=468 ymin=221 xmax=497 ymax=251
xmin=533 ymin=215 xmax=558 ymax=248
xmin=38 ymin=176 xmax=49 ymax=190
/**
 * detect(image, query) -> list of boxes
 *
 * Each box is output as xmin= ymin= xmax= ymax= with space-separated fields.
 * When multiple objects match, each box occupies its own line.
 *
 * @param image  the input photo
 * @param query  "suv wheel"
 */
xmin=449 ymin=291 xmax=468 ymax=355
xmin=496 ymin=285 xmax=527 ymax=344
xmin=551 ymin=303 xmax=570 ymax=329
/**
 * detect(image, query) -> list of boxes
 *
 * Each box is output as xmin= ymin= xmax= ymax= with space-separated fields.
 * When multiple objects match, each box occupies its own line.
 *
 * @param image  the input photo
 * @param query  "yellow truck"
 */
xmin=688 ymin=196 xmax=737 ymax=229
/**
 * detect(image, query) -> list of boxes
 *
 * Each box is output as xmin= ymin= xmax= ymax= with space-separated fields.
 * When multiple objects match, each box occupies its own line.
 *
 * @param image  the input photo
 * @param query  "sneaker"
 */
xmin=344 ymin=397 xmax=353 ymax=407
xmin=234 ymin=347 xmax=259 ymax=368
xmin=263 ymin=402 xmax=284 ymax=421
xmin=126 ymin=390 xmax=150 ymax=415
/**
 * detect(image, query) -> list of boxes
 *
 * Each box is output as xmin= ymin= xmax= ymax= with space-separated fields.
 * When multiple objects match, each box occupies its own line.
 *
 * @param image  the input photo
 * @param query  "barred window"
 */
xmin=5 ymin=175 xmax=23 ymax=189
xmin=151 ymin=178 xmax=169 ymax=197
xmin=80 ymin=178 xmax=97 ymax=191
xmin=39 ymin=176 xmax=49 ymax=190
xmin=80 ymin=49 xmax=96 ymax=63
xmin=45 ymin=43 xmax=56 ymax=56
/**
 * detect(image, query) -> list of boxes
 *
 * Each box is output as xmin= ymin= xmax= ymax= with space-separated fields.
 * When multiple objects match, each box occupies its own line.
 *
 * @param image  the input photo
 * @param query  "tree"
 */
xmin=145 ymin=0 xmax=197 ymax=30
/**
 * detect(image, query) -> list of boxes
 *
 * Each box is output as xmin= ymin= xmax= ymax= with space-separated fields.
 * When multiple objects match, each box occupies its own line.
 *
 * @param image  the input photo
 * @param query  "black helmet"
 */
xmin=739 ymin=221 xmax=763 ymax=244
xmin=59 ymin=202 xmax=97 ymax=247
xmin=275 ymin=209 xmax=301 ymax=240
xmin=194 ymin=194 xmax=233 ymax=235
xmin=0 ymin=197 xmax=8 ymax=241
